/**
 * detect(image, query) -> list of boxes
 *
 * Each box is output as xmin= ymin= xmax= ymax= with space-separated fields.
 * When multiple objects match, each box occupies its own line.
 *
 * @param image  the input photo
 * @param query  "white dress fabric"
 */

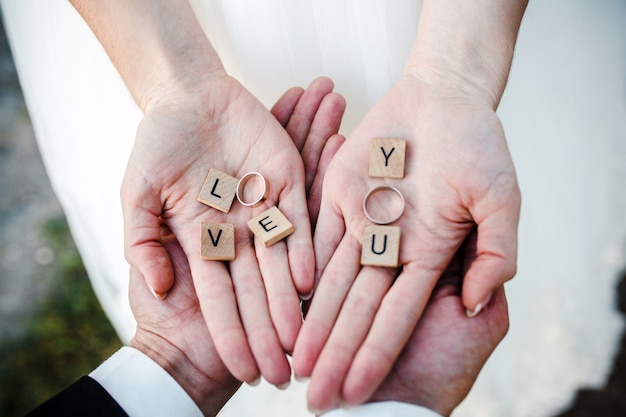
xmin=1 ymin=1 xmax=625 ymax=416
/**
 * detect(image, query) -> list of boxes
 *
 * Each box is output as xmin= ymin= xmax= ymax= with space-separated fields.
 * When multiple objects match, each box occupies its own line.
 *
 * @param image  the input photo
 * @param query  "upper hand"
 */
xmin=122 ymin=74 xmax=345 ymax=387
xmin=293 ymin=74 xmax=520 ymax=411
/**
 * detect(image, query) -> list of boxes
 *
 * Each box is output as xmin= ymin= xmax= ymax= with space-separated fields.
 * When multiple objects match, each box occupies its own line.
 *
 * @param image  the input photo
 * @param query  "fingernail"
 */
xmin=294 ymin=374 xmax=310 ymax=383
xmin=277 ymin=380 xmax=291 ymax=390
xmin=247 ymin=376 xmax=261 ymax=387
xmin=466 ymin=291 xmax=493 ymax=318
xmin=299 ymin=290 xmax=314 ymax=301
xmin=149 ymin=286 xmax=167 ymax=300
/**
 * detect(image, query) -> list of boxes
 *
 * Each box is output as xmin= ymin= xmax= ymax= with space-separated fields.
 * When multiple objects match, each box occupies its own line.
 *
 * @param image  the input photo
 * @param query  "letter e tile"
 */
xmin=361 ymin=225 xmax=401 ymax=267
xmin=369 ymin=138 xmax=406 ymax=178
xmin=201 ymin=223 xmax=235 ymax=261
xmin=198 ymin=168 xmax=238 ymax=213
xmin=247 ymin=206 xmax=295 ymax=247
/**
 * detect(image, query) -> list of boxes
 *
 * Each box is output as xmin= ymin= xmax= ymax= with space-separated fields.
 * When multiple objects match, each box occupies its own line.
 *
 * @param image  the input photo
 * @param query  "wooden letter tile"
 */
xmin=369 ymin=138 xmax=406 ymax=179
xmin=361 ymin=225 xmax=401 ymax=267
xmin=247 ymin=206 xmax=295 ymax=247
xmin=198 ymin=168 xmax=238 ymax=213
xmin=201 ymin=222 xmax=235 ymax=261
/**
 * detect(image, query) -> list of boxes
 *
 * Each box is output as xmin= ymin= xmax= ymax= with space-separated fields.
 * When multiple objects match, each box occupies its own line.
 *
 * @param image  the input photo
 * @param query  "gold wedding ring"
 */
xmin=236 ymin=172 xmax=269 ymax=207
xmin=362 ymin=185 xmax=405 ymax=225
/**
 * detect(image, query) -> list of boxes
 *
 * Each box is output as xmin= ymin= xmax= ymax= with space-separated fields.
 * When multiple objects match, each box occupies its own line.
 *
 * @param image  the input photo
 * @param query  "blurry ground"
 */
xmin=0 ymin=10 xmax=62 ymax=343
xmin=0 ymin=11 xmax=625 ymax=417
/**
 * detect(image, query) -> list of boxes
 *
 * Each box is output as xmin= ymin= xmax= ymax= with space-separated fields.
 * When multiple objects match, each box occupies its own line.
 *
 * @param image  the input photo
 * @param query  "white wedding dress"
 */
xmin=2 ymin=1 xmax=625 ymax=416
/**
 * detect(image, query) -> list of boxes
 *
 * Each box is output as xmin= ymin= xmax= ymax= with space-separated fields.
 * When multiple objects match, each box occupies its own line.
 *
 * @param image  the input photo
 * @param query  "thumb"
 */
xmin=122 ymin=183 xmax=174 ymax=300
xmin=462 ymin=201 xmax=519 ymax=316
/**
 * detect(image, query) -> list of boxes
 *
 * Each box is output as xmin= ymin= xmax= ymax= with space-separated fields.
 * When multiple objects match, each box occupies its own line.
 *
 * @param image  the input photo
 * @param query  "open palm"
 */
xmin=294 ymin=74 xmax=520 ymax=411
xmin=122 ymin=75 xmax=344 ymax=387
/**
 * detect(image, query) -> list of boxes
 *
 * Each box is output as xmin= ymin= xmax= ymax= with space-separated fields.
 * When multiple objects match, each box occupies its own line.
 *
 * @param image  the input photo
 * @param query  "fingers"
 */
xmin=271 ymin=86 xmax=305 ymax=126
xmin=184 ymin=212 xmax=292 ymax=386
xmin=311 ymin=194 xmax=349 ymax=285
xmin=277 ymin=183 xmax=316 ymax=297
xmin=192 ymin=76 xmax=342 ymax=381
xmin=301 ymin=92 xmax=346 ymax=193
xmin=292 ymin=231 xmax=361 ymax=379
xmin=301 ymin=215 xmax=459 ymax=409
xmin=254 ymin=236 xmax=303 ymax=353
xmin=479 ymin=285 xmax=509 ymax=345
xmin=334 ymin=210 xmax=514 ymax=406
xmin=276 ymin=78 xmax=346 ymax=228
xmin=273 ymin=76 xmax=346 ymax=197
xmin=308 ymin=134 xmax=345 ymax=229
xmin=268 ymin=77 xmax=346 ymax=298
xmin=228 ymin=242 xmax=292 ymax=385
xmin=122 ymin=181 xmax=174 ymax=299
xmin=368 ymin=283 xmax=509 ymax=414
xmin=463 ymin=191 xmax=520 ymax=313
xmin=305 ymin=266 xmax=396 ymax=412
xmin=187 ymin=250 xmax=262 ymax=384
xmin=339 ymin=267 xmax=439 ymax=405
xmin=284 ymin=77 xmax=336 ymax=152
xmin=295 ymin=135 xmax=364 ymax=380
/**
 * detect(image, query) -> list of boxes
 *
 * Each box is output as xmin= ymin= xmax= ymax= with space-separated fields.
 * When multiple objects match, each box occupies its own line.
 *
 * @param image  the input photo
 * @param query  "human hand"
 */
xmin=128 ymin=229 xmax=239 ymax=417
xmin=293 ymin=74 xmax=520 ymax=411
xmin=128 ymin=79 xmax=345 ymax=415
xmin=122 ymin=75 xmax=345 ymax=387
xmin=270 ymin=82 xmax=346 ymax=233
xmin=369 ymin=233 xmax=509 ymax=416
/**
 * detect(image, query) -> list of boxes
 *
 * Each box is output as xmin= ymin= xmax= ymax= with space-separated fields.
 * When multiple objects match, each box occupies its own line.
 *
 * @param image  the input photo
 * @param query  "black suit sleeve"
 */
xmin=25 ymin=376 xmax=128 ymax=417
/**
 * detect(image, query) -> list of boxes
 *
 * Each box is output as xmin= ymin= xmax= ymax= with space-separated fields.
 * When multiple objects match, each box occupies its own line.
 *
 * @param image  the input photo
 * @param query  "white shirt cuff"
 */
xmin=323 ymin=401 xmax=443 ymax=417
xmin=90 ymin=346 xmax=203 ymax=417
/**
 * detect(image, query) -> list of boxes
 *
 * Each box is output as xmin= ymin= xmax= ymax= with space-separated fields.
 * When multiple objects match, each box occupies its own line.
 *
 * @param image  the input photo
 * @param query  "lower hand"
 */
xmin=370 ymin=233 xmax=510 ymax=416
xmin=128 ymin=227 xmax=239 ymax=417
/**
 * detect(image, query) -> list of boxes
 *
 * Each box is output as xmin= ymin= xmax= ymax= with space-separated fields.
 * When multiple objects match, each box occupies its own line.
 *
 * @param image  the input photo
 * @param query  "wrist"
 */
xmin=139 ymin=57 xmax=226 ymax=114
xmin=70 ymin=0 xmax=226 ymax=113
xmin=129 ymin=330 xmax=237 ymax=416
xmin=134 ymin=16 xmax=227 ymax=114
xmin=405 ymin=0 xmax=527 ymax=108
xmin=131 ymin=17 xmax=226 ymax=113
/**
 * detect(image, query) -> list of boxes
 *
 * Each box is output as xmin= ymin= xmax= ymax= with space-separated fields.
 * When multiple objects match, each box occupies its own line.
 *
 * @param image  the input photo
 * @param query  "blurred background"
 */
xmin=1 ymin=4 xmax=626 ymax=417
xmin=0 ymin=14 xmax=121 ymax=416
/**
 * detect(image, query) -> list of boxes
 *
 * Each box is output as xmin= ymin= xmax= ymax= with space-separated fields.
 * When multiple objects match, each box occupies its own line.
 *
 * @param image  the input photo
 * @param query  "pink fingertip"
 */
xmin=466 ymin=291 xmax=494 ymax=318
xmin=149 ymin=285 xmax=167 ymax=300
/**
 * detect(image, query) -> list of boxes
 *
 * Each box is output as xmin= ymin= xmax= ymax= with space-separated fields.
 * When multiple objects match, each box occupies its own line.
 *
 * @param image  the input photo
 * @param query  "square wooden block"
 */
xmin=198 ymin=168 xmax=238 ymax=213
xmin=361 ymin=225 xmax=401 ymax=267
xmin=369 ymin=138 xmax=406 ymax=179
xmin=247 ymin=206 xmax=295 ymax=247
xmin=201 ymin=222 xmax=235 ymax=261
